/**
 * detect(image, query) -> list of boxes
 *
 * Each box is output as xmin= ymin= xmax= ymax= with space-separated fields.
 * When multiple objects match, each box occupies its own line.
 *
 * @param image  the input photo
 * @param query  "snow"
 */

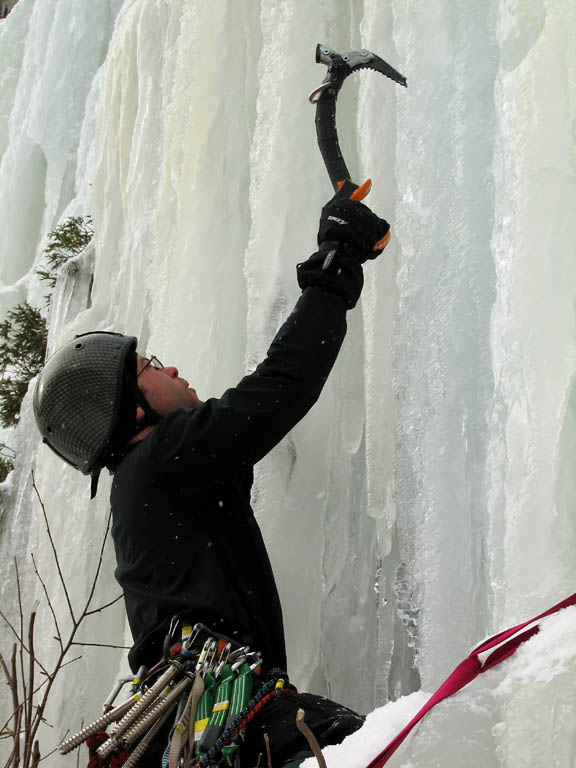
xmin=300 ymin=607 xmax=576 ymax=767
xmin=0 ymin=1 xmax=575 ymax=766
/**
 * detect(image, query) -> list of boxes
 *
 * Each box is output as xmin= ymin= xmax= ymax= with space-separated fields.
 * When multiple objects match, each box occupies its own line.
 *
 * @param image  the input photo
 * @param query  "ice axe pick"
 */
xmin=310 ymin=44 xmax=407 ymax=251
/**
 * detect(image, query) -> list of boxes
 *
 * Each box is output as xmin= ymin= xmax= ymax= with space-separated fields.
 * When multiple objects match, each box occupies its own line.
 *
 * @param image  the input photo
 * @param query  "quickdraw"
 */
xmin=189 ymin=673 xmax=287 ymax=768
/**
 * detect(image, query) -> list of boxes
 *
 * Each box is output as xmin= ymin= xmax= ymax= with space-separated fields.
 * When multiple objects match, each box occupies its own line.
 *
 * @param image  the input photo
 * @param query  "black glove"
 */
xmin=318 ymin=194 xmax=390 ymax=263
xmin=296 ymin=191 xmax=388 ymax=308
xmin=296 ymin=242 xmax=364 ymax=309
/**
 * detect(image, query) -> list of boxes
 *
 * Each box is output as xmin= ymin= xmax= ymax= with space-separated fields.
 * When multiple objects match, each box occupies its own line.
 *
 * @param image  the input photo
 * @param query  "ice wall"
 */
xmin=0 ymin=1 xmax=575 ymax=766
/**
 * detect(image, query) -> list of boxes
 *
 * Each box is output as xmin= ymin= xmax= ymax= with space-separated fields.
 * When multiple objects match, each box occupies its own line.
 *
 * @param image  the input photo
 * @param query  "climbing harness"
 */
xmin=58 ymin=621 xmax=288 ymax=768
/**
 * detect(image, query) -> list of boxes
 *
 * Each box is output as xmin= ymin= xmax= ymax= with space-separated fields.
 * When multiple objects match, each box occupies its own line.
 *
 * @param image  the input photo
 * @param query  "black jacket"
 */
xmin=110 ymin=287 xmax=348 ymax=672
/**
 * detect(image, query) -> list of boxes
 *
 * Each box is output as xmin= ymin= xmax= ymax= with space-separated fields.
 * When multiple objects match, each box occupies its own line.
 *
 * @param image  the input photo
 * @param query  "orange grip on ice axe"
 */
xmin=334 ymin=178 xmax=390 ymax=251
xmin=336 ymin=178 xmax=372 ymax=201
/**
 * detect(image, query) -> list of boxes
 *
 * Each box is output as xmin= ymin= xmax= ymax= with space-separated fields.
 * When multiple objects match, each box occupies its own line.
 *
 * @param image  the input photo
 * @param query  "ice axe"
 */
xmin=310 ymin=44 xmax=407 ymax=250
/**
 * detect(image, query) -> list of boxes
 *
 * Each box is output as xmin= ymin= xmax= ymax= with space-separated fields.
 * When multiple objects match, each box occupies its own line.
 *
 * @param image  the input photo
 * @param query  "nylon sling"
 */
xmin=366 ymin=591 xmax=576 ymax=768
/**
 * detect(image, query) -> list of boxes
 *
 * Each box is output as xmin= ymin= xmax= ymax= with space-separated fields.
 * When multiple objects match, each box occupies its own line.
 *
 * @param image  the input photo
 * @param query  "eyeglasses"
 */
xmin=138 ymin=356 xmax=164 ymax=377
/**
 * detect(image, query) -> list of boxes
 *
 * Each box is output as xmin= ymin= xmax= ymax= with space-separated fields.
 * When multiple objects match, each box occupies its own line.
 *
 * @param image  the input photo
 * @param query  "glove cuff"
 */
xmin=296 ymin=245 xmax=364 ymax=309
xmin=318 ymin=239 xmax=362 ymax=262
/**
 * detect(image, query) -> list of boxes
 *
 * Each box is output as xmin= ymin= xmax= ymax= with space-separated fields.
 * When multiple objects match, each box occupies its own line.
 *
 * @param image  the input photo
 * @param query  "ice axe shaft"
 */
xmin=310 ymin=43 xmax=406 ymax=204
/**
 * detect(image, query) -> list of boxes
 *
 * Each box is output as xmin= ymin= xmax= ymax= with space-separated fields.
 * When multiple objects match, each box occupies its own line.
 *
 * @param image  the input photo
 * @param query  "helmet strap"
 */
xmin=127 ymin=376 xmax=162 ymax=435
xmin=100 ymin=364 xmax=162 ymax=479
xmin=90 ymin=469 xmax=101 ymax=500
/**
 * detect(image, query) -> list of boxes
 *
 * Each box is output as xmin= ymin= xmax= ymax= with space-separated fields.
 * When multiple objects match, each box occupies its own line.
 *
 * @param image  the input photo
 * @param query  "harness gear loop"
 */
xmin=61 ymin=624 xmax=286 ymax=768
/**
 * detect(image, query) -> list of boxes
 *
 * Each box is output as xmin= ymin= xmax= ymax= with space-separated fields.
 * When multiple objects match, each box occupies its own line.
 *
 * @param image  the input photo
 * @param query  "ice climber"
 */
xmin=33 ymin=191 xmax=390 ymax=767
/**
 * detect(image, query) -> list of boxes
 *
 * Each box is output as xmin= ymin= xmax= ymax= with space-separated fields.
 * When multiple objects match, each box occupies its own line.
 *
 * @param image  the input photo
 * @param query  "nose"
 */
xmin=163 ymin=366 xmax=179 ymax=378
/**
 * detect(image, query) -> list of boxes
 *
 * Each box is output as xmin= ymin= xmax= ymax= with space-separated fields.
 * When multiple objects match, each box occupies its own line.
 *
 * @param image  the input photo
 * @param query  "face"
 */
xmin=136 ymin=354 xmax=203 ymax=417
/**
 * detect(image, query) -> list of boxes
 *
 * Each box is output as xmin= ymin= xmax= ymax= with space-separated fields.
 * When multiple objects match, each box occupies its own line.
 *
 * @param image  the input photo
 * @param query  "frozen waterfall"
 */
xmin=0 ymin=1 xmax=575 ymax=766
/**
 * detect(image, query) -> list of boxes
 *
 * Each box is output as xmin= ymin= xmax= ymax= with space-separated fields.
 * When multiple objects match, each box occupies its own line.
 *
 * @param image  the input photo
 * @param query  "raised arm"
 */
xmin=151 ymin=193 xmax=390 ymax=479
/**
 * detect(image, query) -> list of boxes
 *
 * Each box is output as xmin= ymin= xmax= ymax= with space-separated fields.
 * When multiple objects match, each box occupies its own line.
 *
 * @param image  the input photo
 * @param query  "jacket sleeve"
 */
xmin=151 ymin=286 xmax=348 ymax=480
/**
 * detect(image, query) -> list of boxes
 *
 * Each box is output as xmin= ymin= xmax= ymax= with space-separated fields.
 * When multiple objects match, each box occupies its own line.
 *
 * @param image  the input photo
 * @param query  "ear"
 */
xmin=136 ymin=405 xmax=145 ymax=422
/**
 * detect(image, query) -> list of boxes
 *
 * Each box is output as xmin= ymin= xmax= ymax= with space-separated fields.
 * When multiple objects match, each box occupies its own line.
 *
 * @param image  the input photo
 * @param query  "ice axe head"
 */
xmin=310 ymin=44 xmax=407 ymax=194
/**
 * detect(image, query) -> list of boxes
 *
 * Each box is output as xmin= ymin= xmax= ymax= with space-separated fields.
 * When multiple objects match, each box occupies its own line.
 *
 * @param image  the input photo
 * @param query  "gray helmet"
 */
xmin=33 ymin=332 xmax=138 ymax=475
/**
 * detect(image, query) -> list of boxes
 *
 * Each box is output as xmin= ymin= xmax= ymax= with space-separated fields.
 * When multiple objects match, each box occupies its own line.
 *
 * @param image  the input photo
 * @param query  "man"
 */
xmin=34 ymin=190 xmax=389 ymax=766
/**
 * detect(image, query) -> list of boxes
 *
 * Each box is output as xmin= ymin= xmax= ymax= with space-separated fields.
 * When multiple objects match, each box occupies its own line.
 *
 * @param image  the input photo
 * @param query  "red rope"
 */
xmin=366 ymin=591 xmax=576 ymax=768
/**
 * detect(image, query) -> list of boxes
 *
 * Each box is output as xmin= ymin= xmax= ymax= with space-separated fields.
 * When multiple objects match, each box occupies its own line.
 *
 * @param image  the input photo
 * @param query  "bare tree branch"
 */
xmin=59 ymin=656 xmax=82 ymax=670
xmin=264 ymin=732 xmax=272 ymax=768
xmin=0 ymin=610 xmax=50 ymax=679
xmin=0 ymin=609 xmax=24 ymax=649
xmin=81 ymin=509 xmax=112 ymax=614
xmin=296 ymin=709 xmax=327 ymax=768
xmin=84 ymin=593 xmax=123 ymax=617
xmin=5 ymin=645 xmax=21 ymax=768
xmin=75 ymin=723 xmax=82 ymax=768
xmin=31 ymin=472 xmax=75 ymax=623
xmin=38 ymin=741 xmax=62 ymax=763
xmin=30 ymin=554 xmax=62 ymax=651
xmin=2 ymin=476 xmax=122 ymax=766
xmin=0 ymin=469 xmax=126 ymax=767
xmin=0 ymin=710 xmax=18 ymax=740
xmin=30 ymin=740 xmax=40 ymax=767
xmin=15 ymin=559 xmax=29 ymax=737
xmin=23 ymin=608 xmax=38 ymax=768
xmin=70 ymin=641 xmax=131 ymax=650
xmin=0 ymin=647 xmax=20 ymax=763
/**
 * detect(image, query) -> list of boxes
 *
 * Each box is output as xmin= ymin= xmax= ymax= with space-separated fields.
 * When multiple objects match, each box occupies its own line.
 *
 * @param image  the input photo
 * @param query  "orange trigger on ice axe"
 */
xmin=336 ymin=178 xmax=372 ymax=201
